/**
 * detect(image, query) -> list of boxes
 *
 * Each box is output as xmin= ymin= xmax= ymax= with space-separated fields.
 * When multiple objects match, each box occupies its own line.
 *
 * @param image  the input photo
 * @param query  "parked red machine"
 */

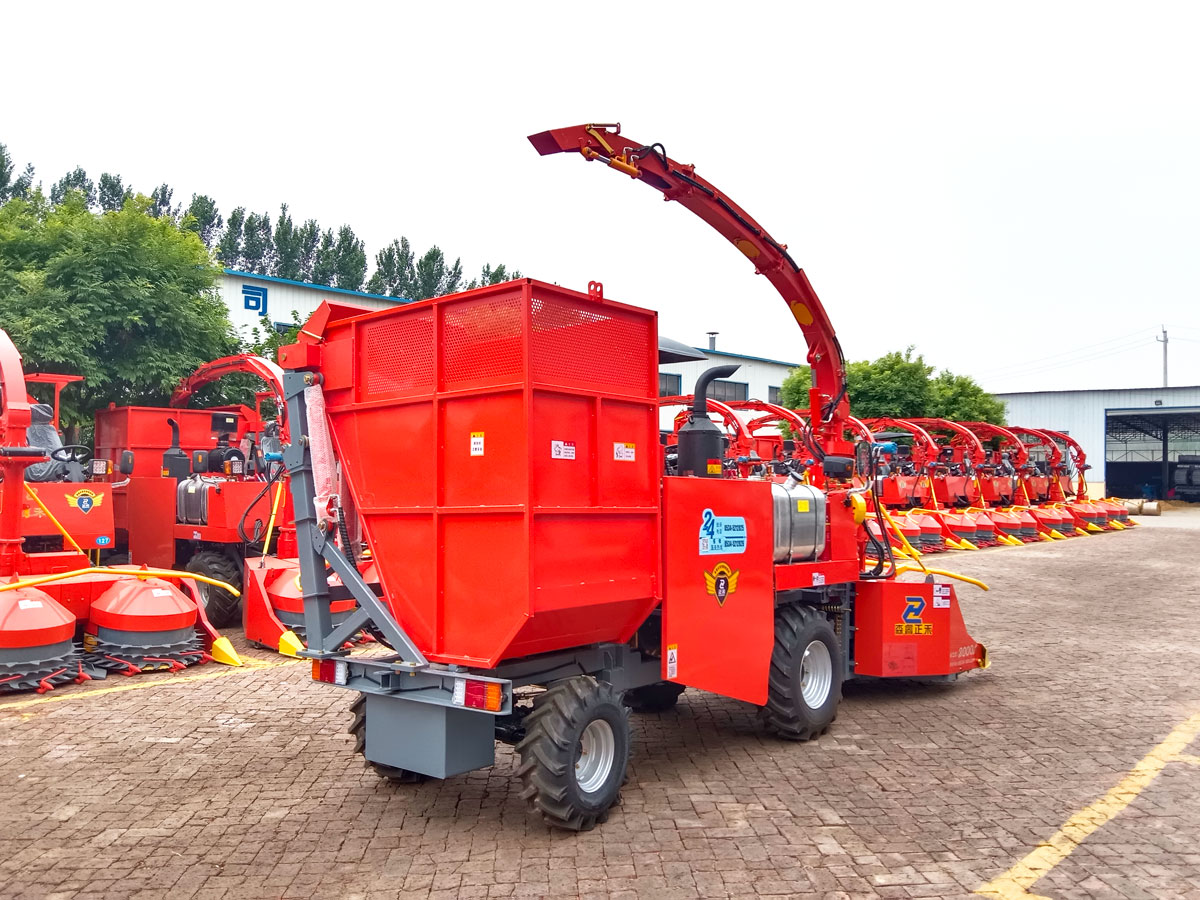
xmin=277 ymin=123 xmax=988 ymax=831
xmin=0 ymin=330 xmax=241 ymax=692
xmin=1038 ymin=428 xmax=1132 ymax=528
xmin=93 ymin=355 xmax=294 ymax=627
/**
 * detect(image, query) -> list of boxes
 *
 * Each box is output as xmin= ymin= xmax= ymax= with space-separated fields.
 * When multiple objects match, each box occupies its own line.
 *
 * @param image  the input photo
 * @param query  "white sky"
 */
xmin=6 ymin=2 xmax=1199 ymax=393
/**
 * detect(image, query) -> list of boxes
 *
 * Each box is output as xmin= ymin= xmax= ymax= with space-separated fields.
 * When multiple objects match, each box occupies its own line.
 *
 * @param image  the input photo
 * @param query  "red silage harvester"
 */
xmin=93 ymin=355 xmax=296 ymax=628
xmin=0 ymin=331 xmax=241 ymax=693
xmin=273 ymin=123 xmax=990 ymax=831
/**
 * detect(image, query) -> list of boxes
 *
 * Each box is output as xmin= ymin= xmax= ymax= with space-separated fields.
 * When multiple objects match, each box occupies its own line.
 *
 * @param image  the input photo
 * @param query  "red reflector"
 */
xmin=461 ymin=679 xmax=503 ymax=712
xmin=311 ymin=659 xmax=345 ymax=683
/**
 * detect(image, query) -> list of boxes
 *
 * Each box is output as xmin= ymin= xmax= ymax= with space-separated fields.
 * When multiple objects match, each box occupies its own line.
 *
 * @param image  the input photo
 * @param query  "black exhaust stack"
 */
xmin=161 ymin=417 xmax=190 ymax=480
xmin=676 ymin=364 xmax=740 ymax=477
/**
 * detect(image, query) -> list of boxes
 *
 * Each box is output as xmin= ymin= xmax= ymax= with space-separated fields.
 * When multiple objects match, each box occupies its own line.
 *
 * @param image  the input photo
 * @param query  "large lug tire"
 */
xmin=517 ymin=676 xmax=630 ymax=831
xmin=349 ymin=694 xmax=426 ymax=784
xmin=760 ymin=604 xmax=842 ymax=741
xmin=625 ymin=681 xmax=685 ymax=713
xmin=185 ymin=550 xmax=243 ymax=628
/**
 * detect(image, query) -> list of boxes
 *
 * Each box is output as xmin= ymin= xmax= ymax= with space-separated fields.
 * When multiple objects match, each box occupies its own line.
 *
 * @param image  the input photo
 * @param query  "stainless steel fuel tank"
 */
xmin=771 ymin=482 xmax=827 ymax=563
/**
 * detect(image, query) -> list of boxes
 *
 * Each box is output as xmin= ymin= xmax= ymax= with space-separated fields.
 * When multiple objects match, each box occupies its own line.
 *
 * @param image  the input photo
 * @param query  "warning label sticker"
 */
xmin=551 ymin=440 xmax=576 ymax=460
xmin=933 ymin=584 xmax=951 ymax=608
xmin=17 ymin=599 xmax=43 ymax=610
xmin=470 ymin=432 xmax=485 ymax=456
xmin=613 ymin=442 xmax=636 ymax=461
xmin=666 ymin=644 xmax=678 ymax=679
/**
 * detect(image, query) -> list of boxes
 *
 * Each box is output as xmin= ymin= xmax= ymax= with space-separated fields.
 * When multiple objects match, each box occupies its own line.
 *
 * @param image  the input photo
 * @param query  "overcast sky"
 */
xmin=6 ymin=2 xmax=1199 ymax=393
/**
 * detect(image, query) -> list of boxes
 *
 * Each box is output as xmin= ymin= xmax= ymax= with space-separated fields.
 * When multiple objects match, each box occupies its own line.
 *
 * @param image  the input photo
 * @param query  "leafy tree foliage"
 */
xmin=296 ymin=219 xmax=320 ymax=281
xmin=410 ymin=245 xmax=462 ymax=300
xmin=0 ymin=143 xmax=35 ymax=202
xmin=50 ymin=166 xmax=95 ymax=208
xmin=365 ymin=237 xmax=415 ymax=297
xmin=240 ymin=211 xmax=273 ymax=274
xmin=148 ymin=183 xmax=179 ymax=219
xmin=216 ymin=206 xmax=245 ymax=266
xmin=465 ymin=262 xmax=521 ymax=290
xmin=273 ymin=205 xmax=302 ymax=281
xmin=97 ymin=173 xmax=131 ymax=212
xmin=184 ymin=194 xmax=223 ymax=247
xmin=311 ymin=228 xmax=337 ymax=287
xmin=0 ymin=193 xmax=237 ymax=428
xmin=332 ymin=225 xmax=367 ymax=291
xmin=779 ymin=347 xmax=1003 ymax=423
xmin=929 ymin=370 xmax=1006 ymax=422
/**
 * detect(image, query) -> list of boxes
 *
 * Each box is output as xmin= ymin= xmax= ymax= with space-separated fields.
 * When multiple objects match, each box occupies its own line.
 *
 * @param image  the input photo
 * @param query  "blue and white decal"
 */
xmin=699 ymin=508 xmax=747 ymax=556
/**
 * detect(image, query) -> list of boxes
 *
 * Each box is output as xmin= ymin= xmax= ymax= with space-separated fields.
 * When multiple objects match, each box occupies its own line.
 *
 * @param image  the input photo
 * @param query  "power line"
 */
xmin=983 ymin=340 xmax=1152 ymax=386
xmin=972 ymin=329 xmax=1156 ymax=378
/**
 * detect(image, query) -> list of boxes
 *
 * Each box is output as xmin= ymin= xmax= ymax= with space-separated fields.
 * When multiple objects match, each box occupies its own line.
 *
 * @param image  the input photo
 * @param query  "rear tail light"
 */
xmin=311 ymin=659 xmax=348 ymax=685
xmin=452 ymin=677 xmax=503 ymax=711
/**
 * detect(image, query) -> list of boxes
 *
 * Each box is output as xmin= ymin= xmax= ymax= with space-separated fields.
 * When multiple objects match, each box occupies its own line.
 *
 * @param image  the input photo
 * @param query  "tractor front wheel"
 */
xmin=517 ymin=676 xmax=630 ymax=831
xmin=349 ymin=694 xmax=426 ymax=784
xmin=185 ymin=550 xmax=242 ymax=628
xmin=760 ymin=604 xmax=842 ymax=741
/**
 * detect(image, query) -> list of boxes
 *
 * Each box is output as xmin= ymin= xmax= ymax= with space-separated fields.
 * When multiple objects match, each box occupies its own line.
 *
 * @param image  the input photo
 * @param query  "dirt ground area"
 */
xmin=1 ymin=510 xmax=1198 ymax=900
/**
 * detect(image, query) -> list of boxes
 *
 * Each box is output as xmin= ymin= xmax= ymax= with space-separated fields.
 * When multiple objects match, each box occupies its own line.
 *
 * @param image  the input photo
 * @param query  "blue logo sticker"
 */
xmin=95 ymin=535 xmax=111 ymax=547
xmin=699 ymin=508 xmax=747 ymax=555
xmin=902 ymin=597 xmax=926 ymax=624
xmin=242 ymin=284 xmax=268 ymax=317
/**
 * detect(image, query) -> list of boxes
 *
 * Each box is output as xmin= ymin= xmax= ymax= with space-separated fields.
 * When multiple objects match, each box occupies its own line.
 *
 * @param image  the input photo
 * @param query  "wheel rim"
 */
xmin=800 ymin=639 xmax=833 ymax=709
xmin=195 ymin=581 xmax=213 ymax=610
xmin=575 ymin=719 xmax=616 ymax=794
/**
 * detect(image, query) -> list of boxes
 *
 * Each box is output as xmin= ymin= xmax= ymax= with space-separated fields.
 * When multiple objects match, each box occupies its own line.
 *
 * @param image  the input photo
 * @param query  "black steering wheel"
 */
xmin=51 ymin=444 xmax=92 ymax=464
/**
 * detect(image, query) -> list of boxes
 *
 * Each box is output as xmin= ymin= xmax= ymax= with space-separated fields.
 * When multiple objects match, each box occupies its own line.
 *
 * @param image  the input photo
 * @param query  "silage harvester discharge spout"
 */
xmin=528 ymin=124 xmax=854 ymax=471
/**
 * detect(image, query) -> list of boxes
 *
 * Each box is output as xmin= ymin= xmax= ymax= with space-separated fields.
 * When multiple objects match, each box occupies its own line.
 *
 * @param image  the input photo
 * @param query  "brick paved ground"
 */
xmin=1 ymin=510 xmax=1198 ymax=900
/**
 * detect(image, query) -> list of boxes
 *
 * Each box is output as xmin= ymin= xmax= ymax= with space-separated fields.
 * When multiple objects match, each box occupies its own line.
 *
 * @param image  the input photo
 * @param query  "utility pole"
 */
xmin=1157 ymin=326 xmax=1168 ymax=387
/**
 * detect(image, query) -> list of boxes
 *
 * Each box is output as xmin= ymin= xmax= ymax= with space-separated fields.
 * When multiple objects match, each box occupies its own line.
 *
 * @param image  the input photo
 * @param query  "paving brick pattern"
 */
xmin=1 ymin=511 xmax=1198 ymax=899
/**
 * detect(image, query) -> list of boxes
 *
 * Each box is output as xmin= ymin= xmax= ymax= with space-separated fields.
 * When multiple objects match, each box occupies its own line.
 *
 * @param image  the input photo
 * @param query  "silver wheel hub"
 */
xmin=575 ymin=719 xmax=615 ymax=794
xmin=800 ymin=639 xmax=833 ymax=709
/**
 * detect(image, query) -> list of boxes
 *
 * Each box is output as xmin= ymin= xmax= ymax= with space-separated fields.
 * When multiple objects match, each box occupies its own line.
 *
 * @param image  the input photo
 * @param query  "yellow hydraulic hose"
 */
xmin=878 ymin=505 xmax=928 ymax=574
xmin=259 ymin=479 xmax=285 ymax=565
xmin=0 ymin=566 xmax=240 ymax=597
xmin=22 ymin=483 xmax=85 ymax=555
xmin=894 ymin=564 xmax=989 ymax=591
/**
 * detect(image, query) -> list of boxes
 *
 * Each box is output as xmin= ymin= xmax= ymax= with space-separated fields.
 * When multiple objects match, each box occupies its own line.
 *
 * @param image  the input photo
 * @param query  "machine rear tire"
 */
xmin=185 ymin=551 xmax=243 ymax=628
xmin=349 ymin=694 xmax=426 ymax=784
xmin=760 ymin=604 xmax=842 ymax=741
xmin=517 ymin=676 xmax=630 ymax=831
xmin=625 ymin=681 xmax=685 ymax=713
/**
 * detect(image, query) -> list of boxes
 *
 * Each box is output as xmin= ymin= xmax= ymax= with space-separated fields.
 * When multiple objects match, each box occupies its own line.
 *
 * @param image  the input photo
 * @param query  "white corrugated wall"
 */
xmin=996 ymin=386 xmax=1200 ymax=495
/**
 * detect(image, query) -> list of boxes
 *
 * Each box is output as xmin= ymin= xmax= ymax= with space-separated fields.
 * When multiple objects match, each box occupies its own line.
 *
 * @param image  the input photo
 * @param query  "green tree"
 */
xmin=779 ymin=348 xmax=1003 ymax=423
xmin=296 ymin=219 xmax=320 ymax=282
xmin=929 ymin=370 xmax=1006 ymax=423
xmin=50 ymin=166 xmax=95 ymax=208
xmin=779 ymin=365 xmax=812 ymax=411
xmin=465 ymin=262 xmax=521 ymax=290
xmin=410 ymin=245 xmax=462 ymax=300
xmin=843 ymin=347 xmax=933 ymax=418
xmin=97 ymin=173 xmax=131 ymax=212
xmin=311 ymin=228 xmax=337 ymax=286
xmin=273 ymin=204 xmax=302 ymax=280
xmin=183 ymin=194 xmax=223 ymax=248
xmin=0 ymin=143 xmax=35 ymax=203
xmin=0 ymin=194 xmax=238 ymax=428
xmin=332 ymin=225 xmax=366 ymax=290
xmin=364 ymin=237 xmax=414 ymax=297
xmin=217 ymin=206 xmax=245 ymax=267
xmin=148 ymin=183 xmax=178 ymax=219
xmin=240 ymin=211 xmax=273 ymax=274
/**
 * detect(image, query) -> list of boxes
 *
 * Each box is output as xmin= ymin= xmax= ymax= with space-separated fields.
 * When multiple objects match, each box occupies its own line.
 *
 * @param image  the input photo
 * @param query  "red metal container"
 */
xmin=310 ymin=280 xmax=662 ymax=667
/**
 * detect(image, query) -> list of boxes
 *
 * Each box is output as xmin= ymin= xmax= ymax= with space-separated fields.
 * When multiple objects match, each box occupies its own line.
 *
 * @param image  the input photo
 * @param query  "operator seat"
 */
xmin=24 ymin=403 xmax=83 ymax=482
